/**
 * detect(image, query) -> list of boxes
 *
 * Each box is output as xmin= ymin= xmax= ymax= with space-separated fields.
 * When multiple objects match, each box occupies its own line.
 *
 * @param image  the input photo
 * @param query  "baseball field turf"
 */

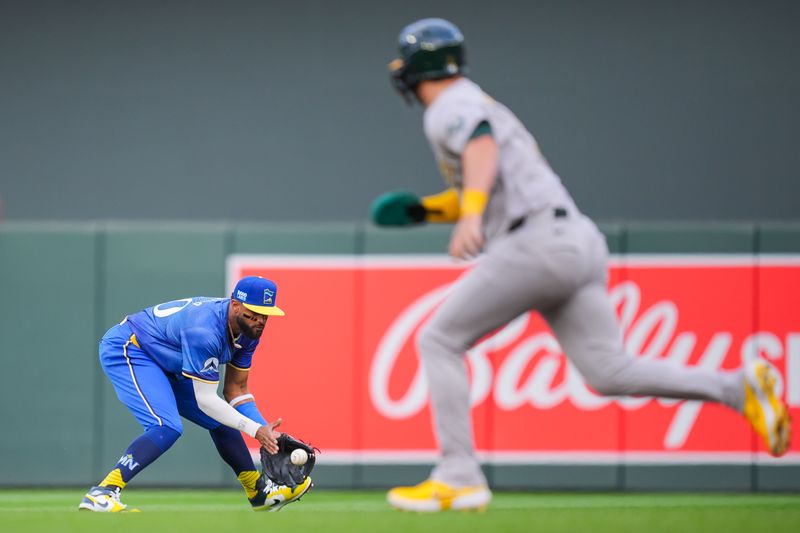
xmin=1 ymin=489 xmax=799 ymax=532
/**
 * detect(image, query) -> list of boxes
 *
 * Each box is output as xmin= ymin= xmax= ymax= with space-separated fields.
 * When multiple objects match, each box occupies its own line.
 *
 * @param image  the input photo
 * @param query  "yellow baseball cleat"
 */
xmin=387 ymin=479 xmax=492 ymax=512
xmin=78 ymin=486 xmax=137 ymax=512
xmin=744 ymin=360 xmax=792 ymax=457
xmin=251 ymin=476 xmax=313 ymax=512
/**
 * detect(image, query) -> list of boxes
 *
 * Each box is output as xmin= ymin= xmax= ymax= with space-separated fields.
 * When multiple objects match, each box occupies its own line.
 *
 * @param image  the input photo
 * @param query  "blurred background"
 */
xmin=1 ymin=0 xmax=799 ymax=492
xmin=1 ymin=0 xmax=799 ymax=222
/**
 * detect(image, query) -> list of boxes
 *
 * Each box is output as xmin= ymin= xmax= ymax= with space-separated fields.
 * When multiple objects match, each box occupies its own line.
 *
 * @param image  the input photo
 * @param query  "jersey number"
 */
xmin=152 ymin=298 xmax=194 ymax=318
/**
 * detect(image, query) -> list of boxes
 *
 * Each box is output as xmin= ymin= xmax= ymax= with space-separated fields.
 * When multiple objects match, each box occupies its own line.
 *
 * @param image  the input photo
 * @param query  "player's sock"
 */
xmin=99 ymin=426 xmax=181 ymax=489
xmin=238 ymin=470 xmax=262 ymax=500
xmin=210 ymin=425 xmax=262 ymax=499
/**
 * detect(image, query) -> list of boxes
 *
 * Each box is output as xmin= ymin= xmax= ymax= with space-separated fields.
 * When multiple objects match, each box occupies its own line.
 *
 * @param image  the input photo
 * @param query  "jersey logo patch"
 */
xmin=445 ymin=116 xmax=465 ymax=137
xmin=202 ymin=357 xmax=220 ymax=373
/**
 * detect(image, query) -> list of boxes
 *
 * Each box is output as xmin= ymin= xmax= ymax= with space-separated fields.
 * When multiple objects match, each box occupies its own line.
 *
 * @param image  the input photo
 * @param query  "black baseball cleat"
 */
xmin=249 ymin=477 xmax=313 ymax=512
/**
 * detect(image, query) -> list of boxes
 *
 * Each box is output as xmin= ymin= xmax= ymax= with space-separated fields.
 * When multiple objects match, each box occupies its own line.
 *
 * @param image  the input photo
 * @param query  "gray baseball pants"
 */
xmin=418 ymin=209 xmax=744 ymax=487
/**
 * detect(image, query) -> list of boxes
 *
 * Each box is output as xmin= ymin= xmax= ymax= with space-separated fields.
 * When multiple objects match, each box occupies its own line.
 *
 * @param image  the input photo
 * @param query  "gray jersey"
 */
xmin=414 ymin=78 xmax=745 ymax=491
xmin=423 ymin=78 xmax=577 ymax=240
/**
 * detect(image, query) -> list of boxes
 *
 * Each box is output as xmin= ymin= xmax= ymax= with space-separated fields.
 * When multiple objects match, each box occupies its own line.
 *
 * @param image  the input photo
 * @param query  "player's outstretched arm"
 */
xmin=192 ymin=379 xmax=279 ymax=453
xmin=371 ymin=188 xmax=460 ymax=226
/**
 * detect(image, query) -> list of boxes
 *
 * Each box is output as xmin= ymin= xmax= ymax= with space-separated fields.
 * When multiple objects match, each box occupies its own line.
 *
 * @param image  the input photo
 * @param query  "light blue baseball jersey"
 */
xmin=126 ymin=297 xmax=258 ymax=383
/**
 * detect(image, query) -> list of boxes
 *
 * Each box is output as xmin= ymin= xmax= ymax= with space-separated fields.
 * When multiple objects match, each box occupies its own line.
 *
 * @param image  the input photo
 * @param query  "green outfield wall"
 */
xmin=1 ymin=221 xmax=798 ymax=491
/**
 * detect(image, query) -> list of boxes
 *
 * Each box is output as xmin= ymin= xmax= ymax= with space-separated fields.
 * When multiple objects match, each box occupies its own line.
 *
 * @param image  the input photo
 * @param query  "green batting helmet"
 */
xmin=389 ymin=18 xmax=467 ymax=103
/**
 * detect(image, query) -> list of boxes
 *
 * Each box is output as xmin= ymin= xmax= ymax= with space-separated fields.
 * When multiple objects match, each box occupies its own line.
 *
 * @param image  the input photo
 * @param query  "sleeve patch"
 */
xmin=445 ymin=115 xmax=466 ymax=138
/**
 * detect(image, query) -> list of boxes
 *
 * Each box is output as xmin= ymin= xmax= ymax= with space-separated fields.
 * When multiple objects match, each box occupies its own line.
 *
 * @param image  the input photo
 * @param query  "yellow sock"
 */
xmin=99 ymin=468 xmax=126 ymax=490
xmin=238 ymin=471 xmax=260 ymax=499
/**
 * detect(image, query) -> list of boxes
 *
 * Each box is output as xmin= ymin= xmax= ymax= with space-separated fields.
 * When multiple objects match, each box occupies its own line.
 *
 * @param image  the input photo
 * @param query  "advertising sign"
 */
xmin=227 ymin=255 xmax=799 ymax=463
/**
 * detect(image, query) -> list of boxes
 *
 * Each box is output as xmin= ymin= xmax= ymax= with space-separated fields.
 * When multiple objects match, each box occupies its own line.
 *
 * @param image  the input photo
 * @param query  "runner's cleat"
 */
xmin=744 ymin=360 xmax=792 ymax=457
xmin=250 ymin=477 xmax=313 ymax=512
xmin=387 ymin=479 xmax=491 ymax=512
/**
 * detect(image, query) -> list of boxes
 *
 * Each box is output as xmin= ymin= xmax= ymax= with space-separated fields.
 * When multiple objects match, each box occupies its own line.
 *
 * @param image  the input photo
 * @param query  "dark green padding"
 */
xmin=0 ymin=224 xmax=97 ymax=485
xmin=232 ymin=223 xmax=359 ymax=254
xmin=626 ymin=222 xmax=755 ymax=253
xmin=623 ymin=464 xmax=752 ymax=491
xmin=758 ymin=222 xmax=800 ymax=253
xmin=493 ymin=464 xmax=620 ymax=490
xmin=598 ymin=222 xmax=626 ymax=255
xmin=363 ymin=225 xmax=452 ymax=254
xmin=754 ymin=465 xmax=800 ymax=491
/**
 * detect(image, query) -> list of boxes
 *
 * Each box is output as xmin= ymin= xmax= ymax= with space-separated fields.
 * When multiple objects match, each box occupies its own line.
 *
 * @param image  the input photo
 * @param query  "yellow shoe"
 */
xmin=78 ymin=486 xmax=133 ymax=512
xmin=387 ymin=479 xmax=491 ymax=512
xmin=744 ymin=360 xmax=792 ymax=456
xmin=252 ymin=476 xmax=313 ymax=512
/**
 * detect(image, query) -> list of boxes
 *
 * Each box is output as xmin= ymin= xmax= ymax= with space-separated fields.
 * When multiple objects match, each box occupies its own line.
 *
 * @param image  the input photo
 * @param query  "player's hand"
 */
xmin=256 ymin=418 xmax=283 ymax=454
xmin=449 ymin=214 xmax=484 ymax=260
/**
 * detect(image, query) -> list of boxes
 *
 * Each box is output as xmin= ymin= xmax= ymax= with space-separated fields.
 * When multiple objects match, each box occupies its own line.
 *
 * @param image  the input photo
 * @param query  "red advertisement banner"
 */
xmin=227 ymin=255 xmax=800 ymax=463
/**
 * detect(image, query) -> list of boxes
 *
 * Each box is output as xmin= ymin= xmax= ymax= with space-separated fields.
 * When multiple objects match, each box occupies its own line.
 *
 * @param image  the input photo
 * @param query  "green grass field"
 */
xmin=1 ymin=489 xmax=799 ymax=533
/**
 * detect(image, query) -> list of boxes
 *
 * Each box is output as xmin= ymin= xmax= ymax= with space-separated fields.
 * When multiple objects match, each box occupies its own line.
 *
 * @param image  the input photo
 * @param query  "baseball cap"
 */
xmin=231 ymin=276 xmax=285 ymax=316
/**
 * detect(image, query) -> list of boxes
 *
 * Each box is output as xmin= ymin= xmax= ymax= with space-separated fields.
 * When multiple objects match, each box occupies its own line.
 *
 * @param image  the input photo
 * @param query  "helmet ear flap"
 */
xmin=388 ymin=58 xmax=415 ymax=105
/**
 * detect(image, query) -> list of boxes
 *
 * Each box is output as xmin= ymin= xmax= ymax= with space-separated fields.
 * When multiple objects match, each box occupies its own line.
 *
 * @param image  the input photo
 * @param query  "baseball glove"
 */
xmin=370 ymin=190 xmax=427 ymax=226
xmin=259 ymin=433 xmax=316 ymax=489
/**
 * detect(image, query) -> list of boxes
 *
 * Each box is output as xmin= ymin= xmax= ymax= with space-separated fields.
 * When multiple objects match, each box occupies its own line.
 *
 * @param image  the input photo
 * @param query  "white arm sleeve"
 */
xmin=192 ymin=379 xmax=262 ymax=438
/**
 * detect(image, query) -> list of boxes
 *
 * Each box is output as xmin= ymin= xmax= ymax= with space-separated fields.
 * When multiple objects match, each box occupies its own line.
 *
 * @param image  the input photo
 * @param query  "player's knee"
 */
xmin=142 ymin=424 xmax=182 ymax=453
xmin=569 ymin=341 xmax=634 ymax=396
xmin=161 ymin=425 xmax=183 ymax=444
xmin=416 ymin=321 xmax=440 ymax=355
xmin=161 ymin=421 xmax=183 ymax=439
xmin=587 ymin=375 xmax=627 ymax=396
xmin=582 ymin=363 xmax=632 ymax=397
xmin=416 ymin=321 xmax=465 ymax=359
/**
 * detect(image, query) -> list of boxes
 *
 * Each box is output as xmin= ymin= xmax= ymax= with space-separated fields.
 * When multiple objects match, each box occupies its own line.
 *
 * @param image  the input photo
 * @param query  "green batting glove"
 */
xmin=370 ymin=190 xmax=427 ymax=226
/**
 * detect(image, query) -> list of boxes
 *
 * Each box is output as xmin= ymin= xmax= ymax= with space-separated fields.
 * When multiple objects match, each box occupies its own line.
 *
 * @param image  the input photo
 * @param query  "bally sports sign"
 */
xmin=227 ymin=255 xmax=799 ymax=464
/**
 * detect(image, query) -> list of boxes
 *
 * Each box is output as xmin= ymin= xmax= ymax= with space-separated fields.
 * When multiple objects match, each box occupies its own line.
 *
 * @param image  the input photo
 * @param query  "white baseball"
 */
xmin=290 ymin=449 xmax=308 ymax=466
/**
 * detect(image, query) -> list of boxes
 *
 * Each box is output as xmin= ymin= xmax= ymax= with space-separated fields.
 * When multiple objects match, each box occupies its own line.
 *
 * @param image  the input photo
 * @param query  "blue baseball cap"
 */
xmin=231 ymin=276 xmax=285 ymax=316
